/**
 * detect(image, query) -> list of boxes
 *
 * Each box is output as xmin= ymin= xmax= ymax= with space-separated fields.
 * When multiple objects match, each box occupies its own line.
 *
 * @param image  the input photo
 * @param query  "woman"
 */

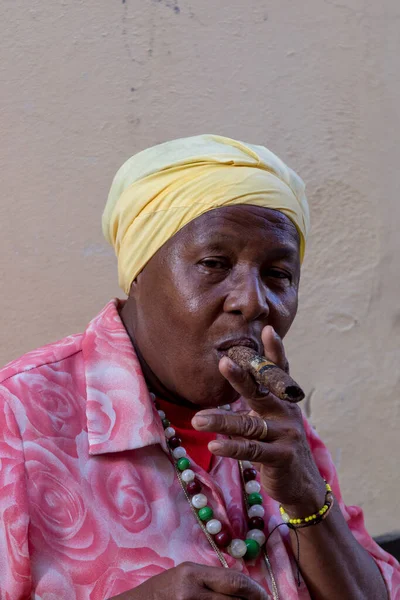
xmin=0 ymin=134 xmax=398 ymax=599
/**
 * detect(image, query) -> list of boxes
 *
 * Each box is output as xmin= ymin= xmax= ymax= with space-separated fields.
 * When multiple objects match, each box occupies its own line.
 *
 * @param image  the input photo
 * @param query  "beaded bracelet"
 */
xmin=279 ymin=481 xmax=334 ymax=529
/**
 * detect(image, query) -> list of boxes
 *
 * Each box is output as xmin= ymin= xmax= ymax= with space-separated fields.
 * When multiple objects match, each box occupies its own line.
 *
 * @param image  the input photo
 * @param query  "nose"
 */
xmin=223 ymin=270 xmax=270 ymax=322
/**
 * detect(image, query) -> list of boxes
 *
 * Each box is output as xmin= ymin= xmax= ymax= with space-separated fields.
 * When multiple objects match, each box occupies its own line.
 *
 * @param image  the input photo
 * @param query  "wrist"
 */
xmin=281 ymin=478 xmax=327 ymax=518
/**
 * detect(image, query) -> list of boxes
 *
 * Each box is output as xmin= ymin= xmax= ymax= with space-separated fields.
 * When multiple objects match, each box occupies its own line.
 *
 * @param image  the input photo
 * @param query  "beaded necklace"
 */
xmin=153 ymin=395 xmax=280 ymax=600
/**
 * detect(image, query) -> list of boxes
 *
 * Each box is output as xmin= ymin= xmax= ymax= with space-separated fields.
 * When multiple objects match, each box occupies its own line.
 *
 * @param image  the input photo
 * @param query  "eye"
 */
xmin=265 ymin=268 xmax=292 ymax=282
xmin=198 ymin=258 xmax=230 ymax=271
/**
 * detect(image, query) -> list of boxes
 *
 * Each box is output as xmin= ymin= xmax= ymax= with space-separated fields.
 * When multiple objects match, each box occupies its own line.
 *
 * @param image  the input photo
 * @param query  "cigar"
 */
xmin=226 ymin=346 xmax=304 ymax=403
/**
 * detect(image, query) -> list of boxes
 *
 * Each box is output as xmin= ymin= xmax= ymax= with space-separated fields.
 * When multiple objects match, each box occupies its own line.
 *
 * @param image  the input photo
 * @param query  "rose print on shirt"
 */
xmin=0 ymin=300 xmax=398 ymax=598
xmin=89 ymin=548 xmax=174 ymax=599
xmin=88 ymin=456 xmax=153 ymax=541
xmin=26 ymin=440 xmax=109 ymax=567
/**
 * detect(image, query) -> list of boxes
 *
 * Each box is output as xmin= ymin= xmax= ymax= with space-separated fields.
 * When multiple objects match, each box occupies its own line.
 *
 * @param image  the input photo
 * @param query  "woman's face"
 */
xmin=126 ymin=205 xmax=301 ymax=408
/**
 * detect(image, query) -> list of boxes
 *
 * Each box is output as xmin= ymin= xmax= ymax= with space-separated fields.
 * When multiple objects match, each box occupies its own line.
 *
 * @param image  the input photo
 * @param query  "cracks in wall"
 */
xmin=120 ymin=0 xmax=181 ymax=69
xmin=303 ymin=387 xmax=315 ymax=419
xmin=121 ymin=0 xmax=144 ymax=65
xmin=321 ymin=0 xmax=367 ymax=18
xmin=152 ymin=0 xmax=181 ymax=15
xmin=326 ymin=312 xmax=358 ymax=332
xmin=334 ymin=447 xmax=342 ymax=471
xmin=119 ymin=0 xmax=181 ymax=130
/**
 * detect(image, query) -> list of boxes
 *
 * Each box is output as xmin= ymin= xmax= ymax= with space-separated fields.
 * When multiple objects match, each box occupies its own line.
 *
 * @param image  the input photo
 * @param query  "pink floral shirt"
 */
xmin=0 ymin=300 xmax=398 ymax=599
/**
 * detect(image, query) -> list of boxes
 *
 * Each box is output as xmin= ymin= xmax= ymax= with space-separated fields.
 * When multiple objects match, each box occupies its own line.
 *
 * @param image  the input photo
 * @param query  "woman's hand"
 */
xmin=109 ymin=562 xmax=269 ymax=600
xmin=191 ymin=327 xmax=389 ymax=600
xmin=192 ymin=325 xmax=326 ymax=514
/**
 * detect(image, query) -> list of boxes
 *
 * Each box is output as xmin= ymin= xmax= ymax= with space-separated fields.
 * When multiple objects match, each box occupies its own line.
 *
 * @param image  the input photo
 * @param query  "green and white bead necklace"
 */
xmin=153 ymin=396 xmax=280 ymax=600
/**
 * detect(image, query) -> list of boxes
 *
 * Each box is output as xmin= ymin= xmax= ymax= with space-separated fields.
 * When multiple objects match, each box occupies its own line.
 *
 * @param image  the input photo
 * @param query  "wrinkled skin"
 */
xmin=118 ymin=205 xmax=387 ymax=600
xmin=113 ymin=562 xmax=269 ymax=600
xmin=120 ymin=205 xmax=300 ymax=409
xmin=117 ymin=205 xmax=323 ymax=598
xmin=122 ymin=202 xmax=326 ymax=503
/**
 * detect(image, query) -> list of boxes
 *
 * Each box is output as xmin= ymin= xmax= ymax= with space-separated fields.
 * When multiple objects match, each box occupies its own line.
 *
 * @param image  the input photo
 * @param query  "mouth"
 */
xmin=216 ymin=337 xmax=261 ymax=359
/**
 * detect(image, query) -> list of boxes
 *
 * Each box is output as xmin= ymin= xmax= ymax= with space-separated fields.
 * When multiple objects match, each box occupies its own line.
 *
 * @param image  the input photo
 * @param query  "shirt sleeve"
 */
xmin=303 ymin=415 xmax=400 ymax=599
xmin=0 ymin=385 xmax=32 ymax=599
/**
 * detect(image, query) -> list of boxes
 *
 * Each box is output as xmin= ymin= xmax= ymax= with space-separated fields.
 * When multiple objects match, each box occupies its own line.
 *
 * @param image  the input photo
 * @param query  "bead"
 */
xmin=164 ymin=427 xmax=176 ymax=439
xmin=206 ymin=519 xmax=222 ymax=535
xmin=248 ymin=516 xmax=265 ymax=530
xmin=172 ymin=446 xmax=187 ymax=459
xmin=168 ymin=436 xmax=182 ymax=449
xmin=157 ymin=410 xmax=166 ymax=420
xmin=162 ymin=418 xmax=171 ymax=428
xmin=244 ymin=539 xmax=260 ymax=559
xmin=248 ymin=504 xmax=265 ymax=518
xmin=246 ymin=529 xmax=266 ymax=546
xmin=281 ymin=512 xmax=290 ymax=523
xmin=245 ymin=480 xmax=261 ymax=494
xmin=150 ymin=392 xmax=156 ymax=401
xmin=217 ymin=404 xmax=231 ymax=411
xmin=228 ymin=539 xmax=247 ymax=559
xmin=181 ymin=469 xmax=195 ymax=483
xmin=243 ymin=468 xmax=258 ymax=482
xmin=198 ymin=506 xmax=214 ymax=522
xmin=242 ymin=460 xmax=253 ymax=470
xmin=215 ymin=530 xmax=232 ymax=548
xmin=177 ymin=457 xmax=190 ymax=471
xmin=247 ymin=492 xmax=263 ymax=506
xmin=186 ymin=479 xmax=202 ymax=495
xmin=191 ymin=493 xmax=208 ymax=509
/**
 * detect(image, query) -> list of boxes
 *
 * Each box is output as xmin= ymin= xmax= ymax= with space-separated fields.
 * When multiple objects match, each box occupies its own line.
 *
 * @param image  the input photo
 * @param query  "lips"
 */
xmin=216 ymin=337 xmax=261 ymax=356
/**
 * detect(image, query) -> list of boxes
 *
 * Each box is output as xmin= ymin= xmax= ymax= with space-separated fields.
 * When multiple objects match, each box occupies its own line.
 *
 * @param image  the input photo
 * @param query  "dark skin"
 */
xmin=116 ymin=206 xmax=387 ymax=600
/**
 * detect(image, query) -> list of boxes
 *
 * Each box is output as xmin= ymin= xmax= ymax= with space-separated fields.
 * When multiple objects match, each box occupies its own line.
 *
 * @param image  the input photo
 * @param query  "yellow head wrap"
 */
xmin=103 ymin=134 xmax=309 ymax=294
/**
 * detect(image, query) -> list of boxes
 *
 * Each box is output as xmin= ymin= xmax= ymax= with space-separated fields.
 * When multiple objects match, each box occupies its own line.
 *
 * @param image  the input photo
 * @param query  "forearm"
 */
xmin=288 ymin=502 xmax=388 ymax=600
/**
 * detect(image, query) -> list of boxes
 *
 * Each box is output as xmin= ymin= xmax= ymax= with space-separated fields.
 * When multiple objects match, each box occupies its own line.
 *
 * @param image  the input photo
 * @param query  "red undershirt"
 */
xmin=156 ymin=396 xmax=217 ymax=473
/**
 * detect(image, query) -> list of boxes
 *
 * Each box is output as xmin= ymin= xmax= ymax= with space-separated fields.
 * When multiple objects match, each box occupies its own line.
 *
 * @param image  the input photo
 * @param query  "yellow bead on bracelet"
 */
xmin=279 ymin=481 xmax=334 ymax=529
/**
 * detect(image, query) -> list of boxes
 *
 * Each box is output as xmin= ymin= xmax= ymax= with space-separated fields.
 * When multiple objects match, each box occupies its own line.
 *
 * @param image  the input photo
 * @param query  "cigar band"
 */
xmin=249 ymin=356 xmax=277 ymax=374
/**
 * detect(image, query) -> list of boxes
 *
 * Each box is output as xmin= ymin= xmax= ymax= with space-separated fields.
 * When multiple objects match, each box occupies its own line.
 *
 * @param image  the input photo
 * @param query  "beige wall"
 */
xmin=1 ymin=0 xmax=399 ymax=537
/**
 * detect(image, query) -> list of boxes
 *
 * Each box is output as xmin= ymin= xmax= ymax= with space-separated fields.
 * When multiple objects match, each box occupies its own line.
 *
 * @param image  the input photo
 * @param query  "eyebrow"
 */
xmin=196 ymin=238 xmax=299 ymax=261
xmin=263 ymin=246 xmax=299 ymax=261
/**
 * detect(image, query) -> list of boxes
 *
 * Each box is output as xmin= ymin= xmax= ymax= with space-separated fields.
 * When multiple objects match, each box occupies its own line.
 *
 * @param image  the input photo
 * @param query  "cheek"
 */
xmin=151 ymin=287 xmax=214 ymax=350
xmin=269 ymin=289 xmax=298 ymax=337
xmin=168 ymin=271 xmax=218 ymax=321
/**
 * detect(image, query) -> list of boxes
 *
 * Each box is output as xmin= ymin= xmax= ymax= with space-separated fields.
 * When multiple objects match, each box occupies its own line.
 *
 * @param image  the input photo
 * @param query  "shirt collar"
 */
xmin=82 ymin=299 xmax=248 ymax=456
xmin=82 ymin=299 xmax=167 ymax=456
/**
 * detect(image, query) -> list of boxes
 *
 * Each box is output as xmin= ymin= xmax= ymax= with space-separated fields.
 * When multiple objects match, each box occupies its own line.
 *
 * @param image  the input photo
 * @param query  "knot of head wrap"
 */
xmin=102 ymin=134 xmax=310 ymax=294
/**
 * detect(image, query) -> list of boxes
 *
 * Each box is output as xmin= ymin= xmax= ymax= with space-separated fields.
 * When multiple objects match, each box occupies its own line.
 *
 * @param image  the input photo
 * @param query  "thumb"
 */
xmin=261 ymin=325 xmax=289 ymax=372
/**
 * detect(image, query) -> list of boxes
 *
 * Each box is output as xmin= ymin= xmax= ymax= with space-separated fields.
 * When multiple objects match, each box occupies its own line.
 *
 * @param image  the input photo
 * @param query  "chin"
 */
xmin=187 ymin=376 xmax=240 ymax=409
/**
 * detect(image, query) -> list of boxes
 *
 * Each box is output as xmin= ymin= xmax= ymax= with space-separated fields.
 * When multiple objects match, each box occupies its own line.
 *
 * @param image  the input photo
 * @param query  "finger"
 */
xmin=261 ymin=325 xmax=289 ymax=372
xmin=192 ymin=411 xmax=281 ymax=442
xmin=207 ymin=436 xmax=293 ymax=466
xmin=219 ymin=356 xmax=270 ymax=401
xmin=199 ymin=567 xmax=269 ymax=600
xmin=218 ymin=356 xmax=284 ymax=416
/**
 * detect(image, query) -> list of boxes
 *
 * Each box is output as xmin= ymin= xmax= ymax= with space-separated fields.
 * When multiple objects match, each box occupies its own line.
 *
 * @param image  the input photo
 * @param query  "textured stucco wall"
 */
xmin=1 ymin=0 xmax=399 ymax=537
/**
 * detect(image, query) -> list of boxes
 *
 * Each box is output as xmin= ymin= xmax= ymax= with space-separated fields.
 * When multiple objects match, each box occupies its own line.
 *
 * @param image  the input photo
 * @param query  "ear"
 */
xmin=128 ymin=273 xmax=142 ymax=298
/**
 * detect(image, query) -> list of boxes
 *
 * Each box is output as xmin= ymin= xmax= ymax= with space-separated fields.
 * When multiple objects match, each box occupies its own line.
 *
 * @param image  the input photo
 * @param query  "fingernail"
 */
xmin=221 ymin=356 xmax=235 ymax=368
xmin=208 ymin=441 xmax=223 ymax=452
xmin=192 ymin=415 xmax=210 ymax=428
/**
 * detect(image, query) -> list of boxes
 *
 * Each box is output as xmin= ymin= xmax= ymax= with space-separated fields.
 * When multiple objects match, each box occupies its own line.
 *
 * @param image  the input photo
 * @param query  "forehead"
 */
xmin=175 ymin=205 xmax=300 ymax=252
